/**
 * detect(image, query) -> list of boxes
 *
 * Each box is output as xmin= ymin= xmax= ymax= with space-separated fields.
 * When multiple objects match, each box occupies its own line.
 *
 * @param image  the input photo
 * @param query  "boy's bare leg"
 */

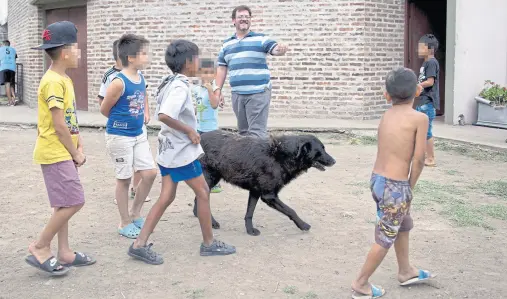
xmin=351 ymin=244 xmax=389 ymax=295
xmin=56 ymin=219 xmax=76 ymax=264
xmin=134 ymin=176 xmax=177 ymax=247
xmin=132 ymin=171 xmax=142 ymax=194
xmin=130 ymin=169 xmax=156 ymax=220
xmin=425 ymin=137 xmax=436 ymax=165
xmin=5 ymin=83 xmax=13 ymax=105
xmin=10 ymin=84 xmax=16 ymax=103
xmin=185 ymin=175 xmax=213 ymax=246
xmin=394 ymin=231 xmax=419 ymax=283
xmin=29 ymin=205 xmax=83 ymax=267
xmin=116 ymin=178 xmax=132 ymax=227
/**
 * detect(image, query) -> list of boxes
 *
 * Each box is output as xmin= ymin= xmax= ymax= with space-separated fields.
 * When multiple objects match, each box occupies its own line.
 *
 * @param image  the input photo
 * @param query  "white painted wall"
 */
xmin=448 ymin=0 xmax=507 ymax=125
xmin=0 ymin=0 xmax=7 ymax=26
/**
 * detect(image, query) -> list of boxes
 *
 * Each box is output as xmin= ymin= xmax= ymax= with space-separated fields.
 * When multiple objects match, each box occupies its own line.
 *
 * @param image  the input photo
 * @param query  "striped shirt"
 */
xmin=217 ymin=31 xmax=278 ymax=95
xmin=98 ymin=66 xmax=148 ymax=99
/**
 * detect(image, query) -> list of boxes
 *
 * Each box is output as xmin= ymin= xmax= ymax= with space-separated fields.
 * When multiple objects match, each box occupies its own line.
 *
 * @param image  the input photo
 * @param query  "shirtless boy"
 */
xmin=351 ymin=67 xmax=435 ymax=298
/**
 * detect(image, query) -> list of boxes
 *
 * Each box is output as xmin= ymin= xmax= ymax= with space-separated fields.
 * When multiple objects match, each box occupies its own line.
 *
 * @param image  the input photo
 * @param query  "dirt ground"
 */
xmin=1 ymin=125 xmax=506 ymax=299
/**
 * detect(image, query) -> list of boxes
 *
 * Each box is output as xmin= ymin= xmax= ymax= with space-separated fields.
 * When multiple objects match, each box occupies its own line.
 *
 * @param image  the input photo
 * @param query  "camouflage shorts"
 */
xmin=370 ymin=173 xmax=414 ymax=249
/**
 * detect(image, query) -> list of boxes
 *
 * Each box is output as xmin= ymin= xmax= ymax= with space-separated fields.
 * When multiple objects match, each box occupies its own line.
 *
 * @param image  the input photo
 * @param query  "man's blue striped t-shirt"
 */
xmin=217 ymin=31 xmax=278 ymax=95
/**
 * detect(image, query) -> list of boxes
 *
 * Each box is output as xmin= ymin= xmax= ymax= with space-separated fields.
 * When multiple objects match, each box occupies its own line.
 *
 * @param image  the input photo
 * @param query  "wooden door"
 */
xmin=405 ymin=0 xmax=446 ymax=116
xmin=45 ymin=6 xmax=88 ymax=111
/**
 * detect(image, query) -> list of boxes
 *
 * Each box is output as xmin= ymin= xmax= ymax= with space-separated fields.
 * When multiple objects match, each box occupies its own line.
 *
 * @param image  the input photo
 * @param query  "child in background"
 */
xmin=192 ymin=57 xmax=223 ymax=193
xmin=98 ymin=39 xmax=151 ymax=203
xmin=416 ymin=34 xmax=440 ymax=167
xmin=127 ymin=40 xmax=236 ymax=265
xmin=100 ymin=34 xmax=157 ymax=239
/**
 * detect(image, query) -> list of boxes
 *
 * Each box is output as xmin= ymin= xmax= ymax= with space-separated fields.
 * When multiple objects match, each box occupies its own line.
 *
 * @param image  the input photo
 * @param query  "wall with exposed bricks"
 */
xmin=7 ymin=0 xmax=44 ymax=111
xmin=9 ymin=0 xmax=405 ymax=120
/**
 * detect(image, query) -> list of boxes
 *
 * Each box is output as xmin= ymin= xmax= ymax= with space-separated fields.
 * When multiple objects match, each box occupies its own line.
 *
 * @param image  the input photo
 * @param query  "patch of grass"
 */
xmin=436 ymin=141 xmax=507 ymax=162
xmin=347 ymin=181 xmax=370 ymax=196
xmin=348 ymin=135 xmax=377 ymax=146
xmin=283 ymin=286 xmax=298 ymax=295
xmin=185 ymin=289 xmax=205 ymax=299
xmin=302 ymin=291 xmax=318 ymax=299
xmin=347 ymin=181 xmax=370 ymax=189
xmin=478 ymin=204 xmax=507 ymax=220
xmin=470 ymin=180 xmax=507 ymax=200
xmin=445 ymin=169 xmax=460 ymax=176
xmin=412 ymin=180 xmax=466 ymax=208
xmin=441 ymin=204 xmax=492 ymax=229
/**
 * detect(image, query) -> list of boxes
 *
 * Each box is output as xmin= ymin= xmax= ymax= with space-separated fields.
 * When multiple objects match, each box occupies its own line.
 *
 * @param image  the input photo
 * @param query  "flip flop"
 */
xmin=25 ymin=255 xmax=70 ymax=276
xmin=61 ymin=252 xmax=96 ymax=267
xmin=133 ymin=217 xmax=145 ymax=229
xmin=351 ymin=284 xmax=385 ymax=299
xmin=424 ymin=161 xmax=437 ymax=167
xmin=400 ymin=269 xmax=435 ymax=286
xmin=118 ymin=223 xmax=141 ymax=239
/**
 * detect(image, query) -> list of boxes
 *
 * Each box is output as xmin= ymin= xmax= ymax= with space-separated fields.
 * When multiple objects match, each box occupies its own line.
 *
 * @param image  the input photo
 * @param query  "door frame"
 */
xmin=39 ymin=0 xmax=87 ymax=71
xmin=404 ymin=0 xmax=451 ymax=120
xmin=39 ymin=1 xmax=88 ymax=110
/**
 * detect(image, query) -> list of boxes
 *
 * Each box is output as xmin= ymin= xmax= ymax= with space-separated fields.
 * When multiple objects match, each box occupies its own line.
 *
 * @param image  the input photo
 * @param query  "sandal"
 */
xmin=400 ymin=269 xmax=435 ymax=286
xmin=133 ymin=217 xmax=145 ymax=229
xmin=118 ymin=223 xmax=141 ymax=239
xmin=61 ymin=252 xmax=96 ymax=267
xmin=351 ymin=284 xmax=385 ymax=299
xmin=25 ymin=255 xmax=70 ymax=276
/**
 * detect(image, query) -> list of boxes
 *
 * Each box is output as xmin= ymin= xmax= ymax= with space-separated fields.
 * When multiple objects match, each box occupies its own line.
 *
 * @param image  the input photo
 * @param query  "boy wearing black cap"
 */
xmin=27 ymin=21 xmax=96 ymax=276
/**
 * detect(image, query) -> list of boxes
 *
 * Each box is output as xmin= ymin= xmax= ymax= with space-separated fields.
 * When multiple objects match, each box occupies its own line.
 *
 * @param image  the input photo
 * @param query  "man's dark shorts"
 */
xmin=3 ymin=70 xmax=15 ymax=85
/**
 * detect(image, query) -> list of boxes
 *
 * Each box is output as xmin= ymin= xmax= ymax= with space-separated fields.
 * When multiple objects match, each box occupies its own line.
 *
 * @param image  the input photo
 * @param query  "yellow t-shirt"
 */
xmin=33 ymin=70 xmax=80 ymax=164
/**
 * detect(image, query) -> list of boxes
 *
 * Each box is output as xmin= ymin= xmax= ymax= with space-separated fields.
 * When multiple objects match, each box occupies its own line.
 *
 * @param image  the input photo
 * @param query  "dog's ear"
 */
xmin=297 ymin=141 xmax=312 ymax=159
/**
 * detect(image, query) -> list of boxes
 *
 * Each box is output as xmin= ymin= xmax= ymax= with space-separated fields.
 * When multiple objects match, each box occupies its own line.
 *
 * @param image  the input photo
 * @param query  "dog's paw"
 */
xmin=247 ymin=228 xmax=261 ymax=236
xmin=212 ymin=219 xmax=221 ymax=229
xmin=297 ymin=222 xmax=311 ymax=231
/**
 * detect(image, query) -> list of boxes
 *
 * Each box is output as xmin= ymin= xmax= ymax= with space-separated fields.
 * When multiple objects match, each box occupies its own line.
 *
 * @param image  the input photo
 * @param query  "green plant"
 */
xmin=479 ymin=80 xmax=507 ymax=106
xmin=283 ymin=286 xmax=298 ymax=294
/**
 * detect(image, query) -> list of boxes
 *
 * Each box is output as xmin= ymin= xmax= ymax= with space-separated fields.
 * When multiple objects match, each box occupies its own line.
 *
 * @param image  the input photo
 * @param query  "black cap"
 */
xmin=32 ymin=21 xmax=78 ymax=50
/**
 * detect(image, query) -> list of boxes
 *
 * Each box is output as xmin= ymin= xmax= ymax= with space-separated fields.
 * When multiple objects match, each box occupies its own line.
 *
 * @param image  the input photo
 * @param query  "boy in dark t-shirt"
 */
xmin=416 ymin=34 xmax=440 ymax=167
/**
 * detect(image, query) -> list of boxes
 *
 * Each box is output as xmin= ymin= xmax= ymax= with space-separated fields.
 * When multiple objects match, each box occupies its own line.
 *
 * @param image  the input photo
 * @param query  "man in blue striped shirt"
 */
xmin=214 ymin=5 xmax=288 ymax=138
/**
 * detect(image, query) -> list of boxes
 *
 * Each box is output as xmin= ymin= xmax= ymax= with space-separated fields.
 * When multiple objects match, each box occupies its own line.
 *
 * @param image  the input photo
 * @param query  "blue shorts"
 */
xmin=416 ymin=101 xmax=436 ymax=139
xmin=158 ymin=160 xmax=203 ymax=182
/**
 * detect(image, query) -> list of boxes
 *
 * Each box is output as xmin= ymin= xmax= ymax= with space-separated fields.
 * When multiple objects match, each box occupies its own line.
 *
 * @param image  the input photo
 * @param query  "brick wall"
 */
xmin=363 ymin=0 xmax=405 ymax=119
xmin=9 ymin=0 xmax=405 ymax=120
xmin=7 ymin=0 xmax=44 ymax=107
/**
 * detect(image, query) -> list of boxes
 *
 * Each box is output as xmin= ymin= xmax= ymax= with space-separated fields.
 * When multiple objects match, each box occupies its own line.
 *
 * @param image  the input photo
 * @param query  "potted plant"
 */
xmin=475 ymin=80 xmax=507 ymax=129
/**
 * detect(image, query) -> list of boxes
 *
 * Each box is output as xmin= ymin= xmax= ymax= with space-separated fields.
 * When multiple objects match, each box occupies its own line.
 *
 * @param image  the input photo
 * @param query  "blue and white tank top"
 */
xmin=106 ymin=72 xmax=146 ymax=137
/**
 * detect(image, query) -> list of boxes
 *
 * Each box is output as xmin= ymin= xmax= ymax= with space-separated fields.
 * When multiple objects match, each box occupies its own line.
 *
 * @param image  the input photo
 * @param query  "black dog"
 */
xmin=192 ymin=130 xmax=336 ymax=236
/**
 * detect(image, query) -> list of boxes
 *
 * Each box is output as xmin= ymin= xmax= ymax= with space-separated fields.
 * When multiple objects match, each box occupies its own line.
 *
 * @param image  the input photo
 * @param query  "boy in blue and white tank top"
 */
xmin=191 ymin=59 xmax=223 ymax=193
xmin=98 ymin=39 xmax=151 ymax=203
xmin=100 ymin=34 xmax=157 ymax=240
